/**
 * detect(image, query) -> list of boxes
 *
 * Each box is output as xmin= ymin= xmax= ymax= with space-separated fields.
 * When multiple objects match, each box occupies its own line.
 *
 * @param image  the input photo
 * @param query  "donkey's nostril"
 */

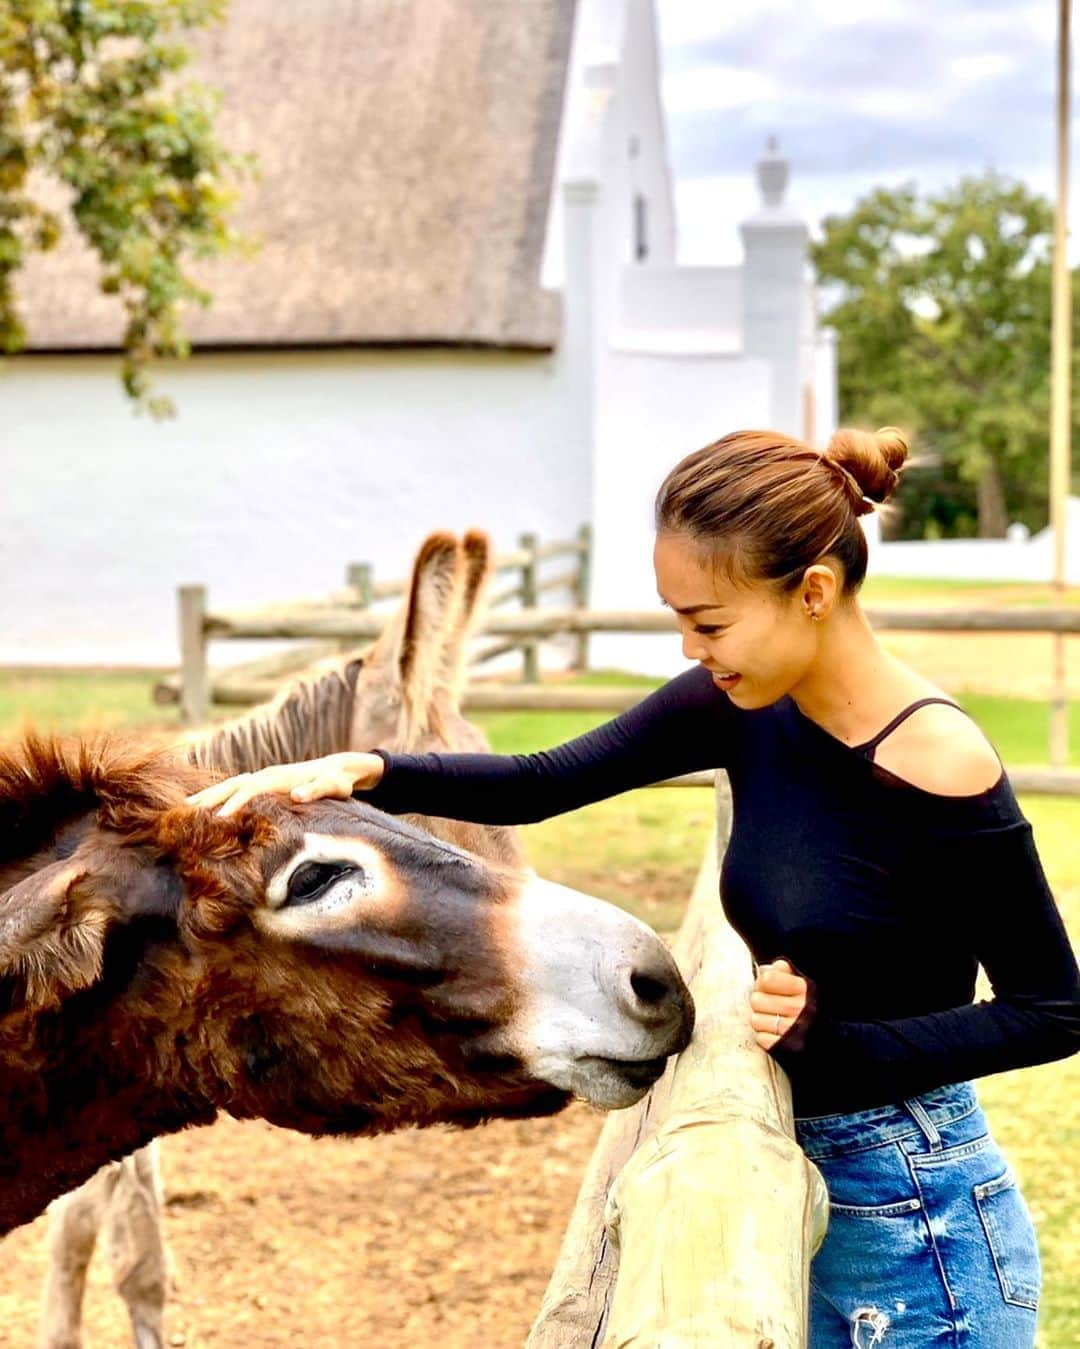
xmin=629 ymin=970 xmax=670 ymax=1006
xmin=609 ymin=943 xmax=695 ymax=1050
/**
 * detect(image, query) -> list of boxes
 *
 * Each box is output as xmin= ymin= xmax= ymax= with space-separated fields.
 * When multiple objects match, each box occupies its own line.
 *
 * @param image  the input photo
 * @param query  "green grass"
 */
xmin=0 ymin=668 xmax=170 ymax=735
xmin=978 ymin=796 xmax=1080 ymax=1347
xmin=861 ymin=575 xmax=1080 ymax=605
xmin=957 ymin=694 xmax=1080 ymax=768
xmin=863 ymin=576 xmax=1033 ymax=598
xmin=477 ymin=691 xmax=1080 ymax=771
xmin=0 ymin=667 xmax=1077 ymax=1342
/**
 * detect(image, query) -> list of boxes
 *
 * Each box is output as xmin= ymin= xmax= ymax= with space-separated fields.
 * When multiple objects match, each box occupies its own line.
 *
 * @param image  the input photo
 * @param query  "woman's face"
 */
xmin=653 ymin=531 xmax=820 ymax=709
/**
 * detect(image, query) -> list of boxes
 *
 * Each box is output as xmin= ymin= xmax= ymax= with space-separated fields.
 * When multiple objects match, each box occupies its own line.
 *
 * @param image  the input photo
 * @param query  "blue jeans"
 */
xmin=795 ymin=1081 xmax=1040 ymax=1347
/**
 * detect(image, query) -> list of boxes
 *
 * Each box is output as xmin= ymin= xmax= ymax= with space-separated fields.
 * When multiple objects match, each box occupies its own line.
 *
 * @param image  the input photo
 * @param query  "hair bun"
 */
xmin=824 ymin=426 xmax=908 ymax=508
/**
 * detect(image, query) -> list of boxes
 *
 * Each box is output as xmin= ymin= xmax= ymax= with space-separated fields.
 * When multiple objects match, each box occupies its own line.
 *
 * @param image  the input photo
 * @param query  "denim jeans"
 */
xmin=794 ymin=1081 xmax=1040 ymax=1347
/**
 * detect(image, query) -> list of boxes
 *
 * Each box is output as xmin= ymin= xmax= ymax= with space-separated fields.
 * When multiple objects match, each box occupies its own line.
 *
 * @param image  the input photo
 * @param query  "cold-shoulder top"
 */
xmin=358 ymin=664 xmax=1080 ymax=1117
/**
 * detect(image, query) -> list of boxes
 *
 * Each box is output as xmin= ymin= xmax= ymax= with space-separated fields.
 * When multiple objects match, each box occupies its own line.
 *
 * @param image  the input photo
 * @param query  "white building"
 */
xmin=3 ymin=0 xmax=835 ymax=675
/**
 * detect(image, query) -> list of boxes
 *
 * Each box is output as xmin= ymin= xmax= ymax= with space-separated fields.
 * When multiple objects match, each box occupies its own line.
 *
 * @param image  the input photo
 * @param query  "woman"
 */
xmin=190 ymin=427 xmax=1080 ymax=1346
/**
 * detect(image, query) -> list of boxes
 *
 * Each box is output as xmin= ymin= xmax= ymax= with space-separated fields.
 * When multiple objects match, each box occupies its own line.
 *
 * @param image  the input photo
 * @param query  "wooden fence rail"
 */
xmin=196 ymin=605 xmax=1080 ymax=643
xmin=167 ymin=541 xmax=1078 ymax=774
xmin=168 ymin=528 xmax=591 ymax=719
xmin=326 ymin=536 xmax=590 ymax=606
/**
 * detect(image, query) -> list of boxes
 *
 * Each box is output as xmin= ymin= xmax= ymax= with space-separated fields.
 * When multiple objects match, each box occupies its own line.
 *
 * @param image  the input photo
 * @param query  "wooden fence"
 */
xmin=156 ymin=538 xmax=1080 ymax=788
xmin=528 ymin=776 xmax=829 ymax=1345
xmin=155 ymin=527 xmax=592 ymax=723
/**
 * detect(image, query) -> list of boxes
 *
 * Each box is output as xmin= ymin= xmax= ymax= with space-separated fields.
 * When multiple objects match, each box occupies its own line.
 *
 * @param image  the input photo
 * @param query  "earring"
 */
xmin=807 ymin=608 xmax=822 ymax=621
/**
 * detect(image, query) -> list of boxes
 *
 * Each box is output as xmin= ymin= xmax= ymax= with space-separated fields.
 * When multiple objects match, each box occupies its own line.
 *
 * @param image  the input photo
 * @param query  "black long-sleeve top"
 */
xmin=359 ymin=665 xmax=1080 ymax=1117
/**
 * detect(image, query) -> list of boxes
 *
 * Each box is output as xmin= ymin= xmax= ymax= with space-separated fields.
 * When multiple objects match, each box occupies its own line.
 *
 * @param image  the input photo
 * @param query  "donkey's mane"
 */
xmin=183 ymin=656 xmax=365 ymax=777
xmin=0 ymin=733 xmax=203 ymax=869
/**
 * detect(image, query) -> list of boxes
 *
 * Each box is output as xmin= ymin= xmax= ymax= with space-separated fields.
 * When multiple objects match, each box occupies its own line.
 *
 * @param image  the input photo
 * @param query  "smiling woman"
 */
xmin=197 ymin=424 xmax=1080 ymax=1348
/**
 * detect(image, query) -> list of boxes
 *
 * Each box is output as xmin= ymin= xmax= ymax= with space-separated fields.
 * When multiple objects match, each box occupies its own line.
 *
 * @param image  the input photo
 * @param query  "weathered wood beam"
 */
xmin=202 ymin=609 xmax=677 ymax=640
xmin=177 ymin=586 xmax=208 ymax=727
xmin=863 ymin=606 xmax=1080 ymax=633
xmin=152 ymin=642 xmax=362 ymax=707
xmin=199 ymin=605 xmax=1080 ymax=642
xmin=528 ymin=776 xmax=829 ymax=1346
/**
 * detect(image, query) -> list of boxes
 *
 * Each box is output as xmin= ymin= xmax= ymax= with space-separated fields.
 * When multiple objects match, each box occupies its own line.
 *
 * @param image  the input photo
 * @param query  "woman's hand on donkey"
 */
xmin=749 ymin=958 xmax=808 ymax=1050
xmin=186 ymin=751 xmax=386 ymax=817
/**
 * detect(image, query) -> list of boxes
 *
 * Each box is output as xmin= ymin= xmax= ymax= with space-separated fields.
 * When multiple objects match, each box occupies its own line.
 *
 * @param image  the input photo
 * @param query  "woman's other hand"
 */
xmin=186 ymin=751 xmax=385 ymax=817
xmin=749 ymin=958 xmax=808 ymax=1050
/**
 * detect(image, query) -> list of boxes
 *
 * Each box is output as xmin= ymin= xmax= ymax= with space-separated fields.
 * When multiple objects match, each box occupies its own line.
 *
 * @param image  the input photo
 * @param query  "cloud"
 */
xmin=657 ymin=0 xmax=1058 ymax=186
xmin=653 ymin=0 xmax=1075 ymax=263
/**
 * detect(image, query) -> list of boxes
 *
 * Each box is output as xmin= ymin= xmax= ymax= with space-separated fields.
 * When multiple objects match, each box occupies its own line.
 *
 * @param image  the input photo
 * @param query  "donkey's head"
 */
xmin=0 ymin=735 xmax=693 ymax=1138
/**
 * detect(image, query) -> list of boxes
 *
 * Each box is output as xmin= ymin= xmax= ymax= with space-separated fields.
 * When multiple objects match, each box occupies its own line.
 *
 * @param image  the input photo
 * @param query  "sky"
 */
xmin=655 ymin=0 xmax=1072 ymax=263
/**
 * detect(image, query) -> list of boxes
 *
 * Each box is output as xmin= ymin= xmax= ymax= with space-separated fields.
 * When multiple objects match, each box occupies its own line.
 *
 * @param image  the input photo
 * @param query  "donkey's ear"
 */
xmin=398 ymin=532 xmax=462 ymax=736
xmin=436 ymin=529 xmax=492 ymax=705
xmin=0 ymin=860 xmax=108 ymax=1010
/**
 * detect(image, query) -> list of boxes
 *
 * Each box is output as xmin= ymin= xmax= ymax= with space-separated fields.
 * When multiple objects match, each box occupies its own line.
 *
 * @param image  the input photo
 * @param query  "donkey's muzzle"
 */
xmin=508 ymin=876 xmax=696 ymax=1108
xmin=606 ymin=938 xmax=695 ymax=1054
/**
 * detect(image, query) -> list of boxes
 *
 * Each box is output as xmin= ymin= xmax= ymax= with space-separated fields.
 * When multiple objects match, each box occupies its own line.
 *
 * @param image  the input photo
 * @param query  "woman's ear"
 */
xmin=799 ymin=563 xmax=839 ymax=621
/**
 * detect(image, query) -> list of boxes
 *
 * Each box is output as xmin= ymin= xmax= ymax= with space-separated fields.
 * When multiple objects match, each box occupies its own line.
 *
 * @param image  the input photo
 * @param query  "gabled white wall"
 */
xmin=555 ymin=5 xmax=834 ymax=677
xmin=541 ymin=0 xmax=676 ymax=289
xmin=618 ymin=0 xmax=677 ymax=266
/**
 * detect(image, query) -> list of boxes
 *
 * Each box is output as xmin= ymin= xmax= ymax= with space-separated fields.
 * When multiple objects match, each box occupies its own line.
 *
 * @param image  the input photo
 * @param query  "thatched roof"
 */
xmin=17 ymin=0 xmax=574 ymax=352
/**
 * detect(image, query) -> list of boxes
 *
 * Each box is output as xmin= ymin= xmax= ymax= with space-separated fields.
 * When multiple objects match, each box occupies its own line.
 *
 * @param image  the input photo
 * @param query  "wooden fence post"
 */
xmin=527 ymin=770 xmax=828 ymax=1346
xmin=519 ymin=532 xmax=540 ymax=683
xmin=573 ymin=523 xmax=592 ymax=671
xmin=346 ymin=562 xmax=374 ymax=608
xmin=342 ymin=563 xmax=374 ymax=652
xmin=178 ymin=585 xmax=208 ymax=727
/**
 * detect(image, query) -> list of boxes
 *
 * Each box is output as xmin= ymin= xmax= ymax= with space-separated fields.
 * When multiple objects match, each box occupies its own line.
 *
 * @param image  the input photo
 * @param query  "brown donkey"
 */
xmin=35 ymin=533 xmax=691 ymax=1348
xmin=1 ymin=730 xmax=692 ymax=1230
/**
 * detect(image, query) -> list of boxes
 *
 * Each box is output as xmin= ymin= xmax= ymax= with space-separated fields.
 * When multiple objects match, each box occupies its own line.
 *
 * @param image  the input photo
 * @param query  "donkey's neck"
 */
xmin=0 ymin=943 xmax=216 ymax=1235
xmin=0 ymin=1054 xmax=213 ymax=1236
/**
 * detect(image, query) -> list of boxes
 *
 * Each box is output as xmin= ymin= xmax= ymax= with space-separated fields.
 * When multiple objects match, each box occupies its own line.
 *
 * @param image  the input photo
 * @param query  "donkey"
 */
xmin=36 ymin=532 xmax=688 ymax=1348
xmin=1 ymin=729 xmax=692 ymax=1240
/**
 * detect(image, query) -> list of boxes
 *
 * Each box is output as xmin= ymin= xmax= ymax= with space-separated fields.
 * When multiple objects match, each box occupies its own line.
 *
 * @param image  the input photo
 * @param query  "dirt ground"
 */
xmin=0 ymin=1105 xmax=606 ymax=1347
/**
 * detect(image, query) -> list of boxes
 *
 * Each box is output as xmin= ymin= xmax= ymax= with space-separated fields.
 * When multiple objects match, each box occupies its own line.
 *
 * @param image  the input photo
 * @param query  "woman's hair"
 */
xmin=654 ymin=426 xmax=909 ymax=593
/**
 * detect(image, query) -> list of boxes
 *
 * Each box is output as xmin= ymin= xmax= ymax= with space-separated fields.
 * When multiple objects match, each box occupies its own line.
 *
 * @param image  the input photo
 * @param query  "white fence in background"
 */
xmin=865 ymin=497 xmax=1080 ymax=584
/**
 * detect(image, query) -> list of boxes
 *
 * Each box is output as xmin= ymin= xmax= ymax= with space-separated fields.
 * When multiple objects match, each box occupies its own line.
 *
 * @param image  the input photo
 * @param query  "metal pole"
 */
xmin=1050 ymin=0 xmax=1072 ymax=767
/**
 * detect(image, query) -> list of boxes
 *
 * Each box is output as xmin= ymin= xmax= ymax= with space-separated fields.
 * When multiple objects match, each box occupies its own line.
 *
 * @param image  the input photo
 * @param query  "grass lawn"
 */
xmin=0 ymin=668 xmax=170 ymax=735
xmin=862 ymin=575 xmax=1080 ymax=606
xmin=0 ymin=666 xmax=1077 ymax=1343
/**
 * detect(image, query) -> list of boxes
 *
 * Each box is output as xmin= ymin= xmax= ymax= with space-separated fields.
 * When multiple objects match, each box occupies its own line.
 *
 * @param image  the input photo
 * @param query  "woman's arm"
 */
xmin=768 ymin=820 xmax=1080 ymax=1112
xmin=188 ymin=664 xmax=735 ymax=824
xmin=360 ymin=664 xmax=734 ymax=824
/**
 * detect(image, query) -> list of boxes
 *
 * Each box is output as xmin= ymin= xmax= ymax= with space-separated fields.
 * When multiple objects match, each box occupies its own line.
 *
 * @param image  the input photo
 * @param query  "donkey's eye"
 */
xmin=286 ymin=861 xmax=355 ymax=906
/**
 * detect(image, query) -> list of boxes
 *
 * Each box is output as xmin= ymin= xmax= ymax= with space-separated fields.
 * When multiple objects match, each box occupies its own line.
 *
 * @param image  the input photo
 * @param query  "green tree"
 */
xmin=1 ymin=0 xmax=246 ymax=415
xmin=812 ymin=173 xmax=1075 ymax=539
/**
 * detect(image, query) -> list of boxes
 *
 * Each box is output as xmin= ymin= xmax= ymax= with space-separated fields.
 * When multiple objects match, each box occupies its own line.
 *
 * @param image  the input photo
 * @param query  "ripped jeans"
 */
xmin=795 ymin=1081 xmax=1040 ymax=1348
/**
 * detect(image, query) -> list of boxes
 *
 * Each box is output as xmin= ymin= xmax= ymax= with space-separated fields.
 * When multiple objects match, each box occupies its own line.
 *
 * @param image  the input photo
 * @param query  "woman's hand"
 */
xmin=749 ymin=958 xmax=808 ymax=1050
xmin=186 ymin=751 xmax=385 ymax=817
